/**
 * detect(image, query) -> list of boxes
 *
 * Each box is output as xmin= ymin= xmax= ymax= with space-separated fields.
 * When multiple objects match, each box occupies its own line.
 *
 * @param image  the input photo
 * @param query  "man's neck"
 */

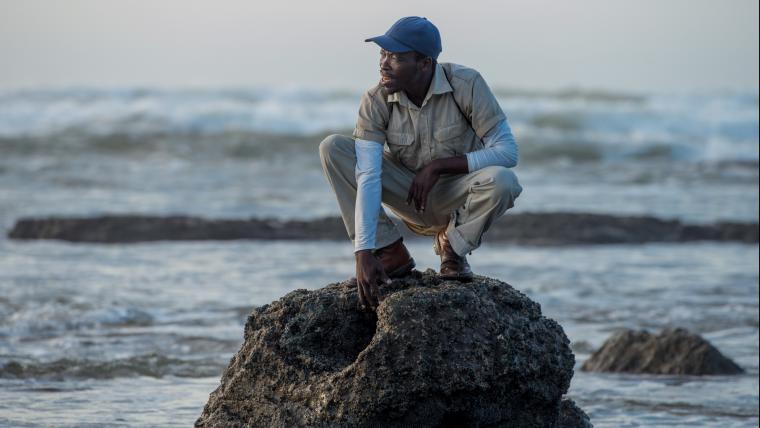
xmin=405 ymin=69 xmax=435 ymax=108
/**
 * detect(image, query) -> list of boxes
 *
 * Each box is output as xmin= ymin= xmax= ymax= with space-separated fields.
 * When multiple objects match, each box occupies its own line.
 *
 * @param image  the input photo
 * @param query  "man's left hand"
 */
xmin=406 ymin=162 xmax=441 ymax=212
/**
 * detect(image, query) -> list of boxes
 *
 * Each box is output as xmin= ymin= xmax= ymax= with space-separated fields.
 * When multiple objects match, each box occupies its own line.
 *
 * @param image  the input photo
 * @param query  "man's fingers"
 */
xmin=419 ymin=186 xmax=430 ymax=211
xmin=364 ymin=282 xmax=376 ymax=310
xmin=417 ymin=184 xmax=427 ymax=211
xmin=409 ymin=185 xmax=419 ymax=210
xmin=367 ymin=282 xmax=380 ymax=309
xmin=358 ymin=278 xmax=380 ymax=311
xmin=415 ymin=188 xmax=423 ymax=211
xmin=357 ymin=278 xmax=368 ymax=309
xmin=406 ymin=184 xmax=414 ymax=205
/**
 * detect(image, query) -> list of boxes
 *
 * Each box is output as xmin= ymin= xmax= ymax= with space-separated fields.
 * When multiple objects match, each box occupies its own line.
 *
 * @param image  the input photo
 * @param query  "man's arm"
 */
xmin=351 ymin=87 xmax=393 ymax=310
xmin=407 ymin=119 xmax=518 ymax=211
xmin=408 ymin=71 xmax=517 ymax=211
xmin=354 ymin=138 xmax=383 ymax=252
xmin=416 ymin=117 xmax=518 ymax=177
xmin=461 ymin=70 xmax=518 ymax=171
xmin=465 ymin=118 xmax=519 ymax=171
xmin=354 ymin=138 xmax=391 ymax=311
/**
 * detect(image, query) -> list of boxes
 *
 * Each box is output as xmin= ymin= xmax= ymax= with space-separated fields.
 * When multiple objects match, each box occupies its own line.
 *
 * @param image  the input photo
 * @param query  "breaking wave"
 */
xmin=0 ymin=354 xmax=225 ymax=380
xmin=0 ymin=86 xmax=756 ymax=164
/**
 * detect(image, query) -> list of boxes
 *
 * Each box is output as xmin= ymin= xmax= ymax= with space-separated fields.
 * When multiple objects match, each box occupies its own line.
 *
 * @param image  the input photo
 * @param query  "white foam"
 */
xmin=0 ymin=87 xmax=757 ymax=163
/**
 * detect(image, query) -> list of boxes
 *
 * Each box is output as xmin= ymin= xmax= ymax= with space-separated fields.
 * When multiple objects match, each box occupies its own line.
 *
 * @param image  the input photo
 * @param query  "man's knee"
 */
xmin=319 ymin=134 xmax=354 ymax=163
xmin=483 ymin=166 xmax=523 ymax=200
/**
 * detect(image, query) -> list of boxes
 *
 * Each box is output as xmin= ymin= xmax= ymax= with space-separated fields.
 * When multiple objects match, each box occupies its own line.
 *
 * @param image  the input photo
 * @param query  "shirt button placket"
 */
xmin=420 ymin=111 xmax=432 ymax=165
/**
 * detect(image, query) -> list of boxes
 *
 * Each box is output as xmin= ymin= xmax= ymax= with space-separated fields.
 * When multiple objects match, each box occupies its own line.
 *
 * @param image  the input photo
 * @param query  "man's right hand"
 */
xmin=355 ymin=250 xmax=391 ymax=311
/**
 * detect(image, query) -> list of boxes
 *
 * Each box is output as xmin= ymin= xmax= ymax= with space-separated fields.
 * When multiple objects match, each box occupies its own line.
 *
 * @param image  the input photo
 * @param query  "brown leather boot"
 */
xmin=347 ymin=238 xmax=415 ymax=285
xmin=433 ymin=228 xmax=473 ymax=281
xmin=372 ymin=237 xmax=416 ymax=278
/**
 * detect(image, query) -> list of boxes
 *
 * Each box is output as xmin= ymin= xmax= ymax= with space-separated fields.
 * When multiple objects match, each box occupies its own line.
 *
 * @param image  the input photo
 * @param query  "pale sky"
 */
xmin=0 ymin=0 xmax=757 ymax=93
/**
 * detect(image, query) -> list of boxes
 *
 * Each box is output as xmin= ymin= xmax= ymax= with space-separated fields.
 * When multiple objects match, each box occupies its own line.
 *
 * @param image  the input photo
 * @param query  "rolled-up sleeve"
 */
xmin=467 ymin=73 xmax=506 ymax=139
xmin=352 ymin=89 xmax=389 ymax=143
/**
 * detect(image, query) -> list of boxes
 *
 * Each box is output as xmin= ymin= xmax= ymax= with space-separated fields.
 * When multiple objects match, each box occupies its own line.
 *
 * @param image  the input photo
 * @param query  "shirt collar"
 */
xmin=386 ymin=62 xmax=453 ymax=108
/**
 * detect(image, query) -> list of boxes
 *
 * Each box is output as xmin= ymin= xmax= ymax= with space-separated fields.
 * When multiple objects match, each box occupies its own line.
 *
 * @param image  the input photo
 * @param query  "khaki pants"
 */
xmin=319 ymin=134 xmax=523 ymax=256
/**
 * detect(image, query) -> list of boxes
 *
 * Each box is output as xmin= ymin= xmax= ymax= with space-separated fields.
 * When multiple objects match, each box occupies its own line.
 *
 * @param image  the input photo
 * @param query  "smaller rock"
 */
xmin=581 ymin=327 xmax=744 ymax=375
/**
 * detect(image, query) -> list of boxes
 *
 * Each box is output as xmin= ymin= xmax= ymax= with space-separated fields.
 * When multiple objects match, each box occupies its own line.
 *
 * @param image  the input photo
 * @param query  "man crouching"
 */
xmin=319 ymin=16 xmax=522 ymax=311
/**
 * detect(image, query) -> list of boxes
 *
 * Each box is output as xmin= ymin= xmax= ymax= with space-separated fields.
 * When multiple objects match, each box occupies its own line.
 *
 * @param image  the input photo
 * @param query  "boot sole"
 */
xmin=387 ymin=258 xmax=416 ymax=278
xmin=438 ymin=272 xmax=474 ymax=282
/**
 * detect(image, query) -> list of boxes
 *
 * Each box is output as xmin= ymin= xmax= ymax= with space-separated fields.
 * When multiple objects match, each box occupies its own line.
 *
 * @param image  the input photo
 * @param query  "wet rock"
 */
xmin=6 ymin=215 xmax=347 ymax=243
xmin=8 ymin=212 xmax=758 ymax=244
xmin=580 ymin=327 xmax=744 ymax=375
xmin=196 ymin=270 xmax=592 ymax=427
xmin=486 ymin=212 xmax=758 ymax=245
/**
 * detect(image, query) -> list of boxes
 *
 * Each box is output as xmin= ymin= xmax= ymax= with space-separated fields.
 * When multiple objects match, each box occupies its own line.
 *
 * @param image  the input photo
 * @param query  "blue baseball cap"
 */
xmin=365 ymin=16 xmax=442 ymax=60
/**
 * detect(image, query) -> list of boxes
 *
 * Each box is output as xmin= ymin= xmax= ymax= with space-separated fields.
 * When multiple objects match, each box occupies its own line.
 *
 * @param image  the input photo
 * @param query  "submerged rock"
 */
xmin=580 ymin=327 xmax=744 ymax=375
xmin=196 ymin=270 xmax=592 ymax=427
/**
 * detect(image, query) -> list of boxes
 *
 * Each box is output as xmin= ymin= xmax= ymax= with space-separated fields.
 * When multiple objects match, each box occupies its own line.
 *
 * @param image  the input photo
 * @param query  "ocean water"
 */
xmin=0 ymin=240 xmax=756 ymax=427
xmin=0 ymin=87 xmax=758 ymax=427
xmin=0 ymin=87 xmax=757 ymax=226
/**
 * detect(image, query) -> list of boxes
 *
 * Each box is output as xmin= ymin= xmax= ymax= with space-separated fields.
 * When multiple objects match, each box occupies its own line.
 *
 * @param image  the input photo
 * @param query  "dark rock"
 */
xmin=6 ymin=215 xmax=347 ymax=243
xmin=195 ymin=270 xmax=592 ymax=427
xmin=486 ymin=212 xmax=758 ymax=245
xmin=558 ymin=399 xmax=593 ymax=428
xmin=580 ymin=327 xmax=744 ymax=375
xmin=7 ymin=212 xmax=758 ymax=245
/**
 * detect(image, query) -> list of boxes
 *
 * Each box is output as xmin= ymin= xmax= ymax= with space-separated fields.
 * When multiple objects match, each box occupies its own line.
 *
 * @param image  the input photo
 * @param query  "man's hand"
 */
xmin=406 ymin=162 xmax=441 ymax=212
xmin=355 ymin=250 xmax=391 ymax=311
xmin=406 ymin=156 xmax=469 ymax=212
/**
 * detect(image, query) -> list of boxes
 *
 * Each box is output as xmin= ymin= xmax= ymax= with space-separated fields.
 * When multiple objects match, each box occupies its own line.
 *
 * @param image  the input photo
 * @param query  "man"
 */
xmin=319 ymin=16 xmax=522 ymax=311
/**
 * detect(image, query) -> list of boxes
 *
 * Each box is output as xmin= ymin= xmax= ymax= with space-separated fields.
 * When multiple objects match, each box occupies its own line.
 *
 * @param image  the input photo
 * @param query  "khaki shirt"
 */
xmin=352 ymin=62 xmax=506 ymax=172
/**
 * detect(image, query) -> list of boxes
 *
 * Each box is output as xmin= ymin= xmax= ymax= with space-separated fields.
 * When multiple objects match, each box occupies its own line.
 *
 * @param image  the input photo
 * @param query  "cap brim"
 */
xmin=364 ymin=34 xmax=414 ymax=53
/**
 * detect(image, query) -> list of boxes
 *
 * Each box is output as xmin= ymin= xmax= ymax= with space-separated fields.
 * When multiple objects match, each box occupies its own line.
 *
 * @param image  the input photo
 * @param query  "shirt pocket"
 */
xmin=386 ymin=131 xmax=414 ymax=146
xmin=385 ymin=131 xmax=416 ymax=169
xmin=433 ymin=120 xmax=470 ymax=157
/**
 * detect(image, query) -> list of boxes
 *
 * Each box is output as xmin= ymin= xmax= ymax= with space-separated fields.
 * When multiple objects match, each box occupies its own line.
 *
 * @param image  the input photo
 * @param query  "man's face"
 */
xmin=379 ymin=49 xmax=424 ymax=94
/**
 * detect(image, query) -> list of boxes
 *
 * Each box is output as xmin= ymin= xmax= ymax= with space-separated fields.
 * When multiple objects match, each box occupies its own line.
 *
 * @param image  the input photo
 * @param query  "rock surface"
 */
xmin=8 ymin=212 xmax=758 ymax=244
xmin=196 ymin=270 xmax=592 ymax=427
xmin=581 ymin=327 xmax=744 ymax=375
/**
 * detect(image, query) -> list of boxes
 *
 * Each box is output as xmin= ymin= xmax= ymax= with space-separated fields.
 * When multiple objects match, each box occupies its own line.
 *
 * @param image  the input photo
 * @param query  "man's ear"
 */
xmin=418 ymin=57 xmax=433 ymax=72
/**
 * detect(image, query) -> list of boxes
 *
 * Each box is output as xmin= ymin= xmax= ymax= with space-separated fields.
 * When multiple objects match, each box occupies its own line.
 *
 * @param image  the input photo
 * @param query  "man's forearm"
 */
xmin=466 ymin=118 xmax=519 ymax=171
xmin=430 ymin=154 xmax=469 ymax=175
xmin=354 ymin=139 xmax=384 ymax=252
